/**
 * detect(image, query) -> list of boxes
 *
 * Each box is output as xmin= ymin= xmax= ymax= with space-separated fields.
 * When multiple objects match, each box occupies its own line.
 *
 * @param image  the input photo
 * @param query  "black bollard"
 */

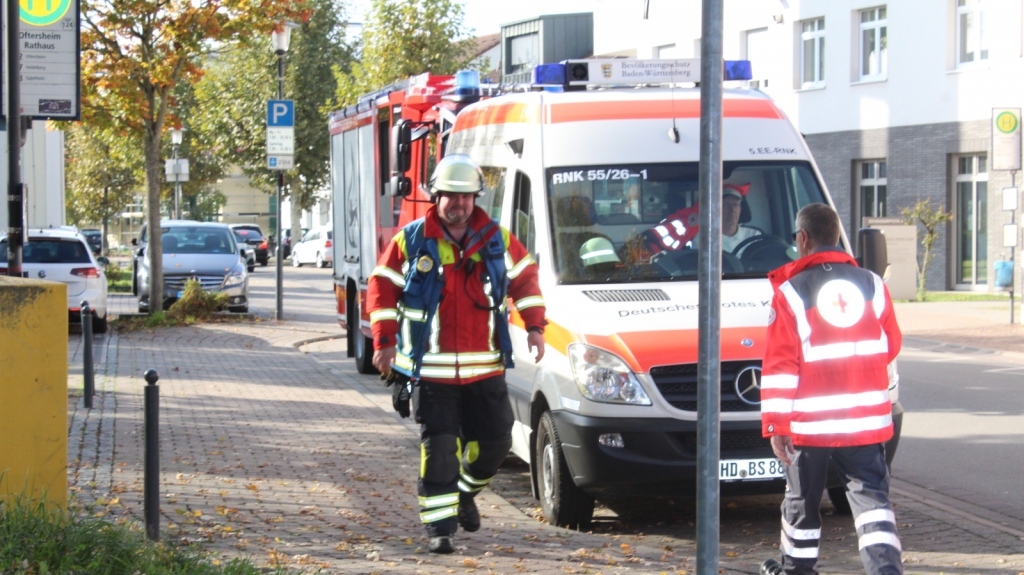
xmin=81 ymin=301 xmax=94 ymax=409
xmin=143 ymin=369 xmax=160 ymax=541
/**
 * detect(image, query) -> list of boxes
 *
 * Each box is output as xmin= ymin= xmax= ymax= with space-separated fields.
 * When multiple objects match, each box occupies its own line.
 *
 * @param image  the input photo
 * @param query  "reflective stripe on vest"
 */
xmin=778 ymin=280 xmax=889 ymax=364
xmin=393 ymin=217 xmax=513 ymax=379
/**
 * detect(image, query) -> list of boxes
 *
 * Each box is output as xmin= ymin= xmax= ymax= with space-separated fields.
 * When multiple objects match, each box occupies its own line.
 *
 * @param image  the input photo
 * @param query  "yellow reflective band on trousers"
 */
xmin=420 ymin=504 xmax=458 ymax=523
xmin=419 ymin=493 xmax=459 ymax=508
xmin=464 ymin=440 xmax=479 ymax=464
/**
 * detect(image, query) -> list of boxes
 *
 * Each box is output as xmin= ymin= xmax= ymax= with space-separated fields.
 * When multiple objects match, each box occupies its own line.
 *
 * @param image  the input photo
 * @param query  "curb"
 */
xmin=291 ymin=333 xmax=346 ymax=349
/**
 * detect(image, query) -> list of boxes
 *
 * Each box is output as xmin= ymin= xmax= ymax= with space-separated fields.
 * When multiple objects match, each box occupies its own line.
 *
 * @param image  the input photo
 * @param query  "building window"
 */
xmin=859 ymin=160 xmax=887 ymax=221
xmin=509 ymin=33 xmax=539 ymax=74
xmin=956 ymin=154 xmax=988 ymax=285
xmin=957 ymin=0 xmax=988 ymax=66
xmin=745 ymin=28 xmax=770 ymax=89
xmin=859 ymin=6 xmax=887 ymax=81
xmin=800 ymin=18 xmax=825 ymax=88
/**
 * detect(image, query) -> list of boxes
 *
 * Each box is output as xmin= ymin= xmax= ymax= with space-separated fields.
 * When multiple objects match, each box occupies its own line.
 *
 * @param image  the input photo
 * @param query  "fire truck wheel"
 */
xmin=827 ymin=486 xmax=852 ymax=515
xmin=536 ymin=411 xmax=594 ymax=529
xmin=353 ymin=298 xmax=378 ymax=374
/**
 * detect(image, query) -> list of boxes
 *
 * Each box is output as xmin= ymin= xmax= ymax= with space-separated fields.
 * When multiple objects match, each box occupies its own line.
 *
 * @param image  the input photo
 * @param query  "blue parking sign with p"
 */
xmin=267 ymin=100 xmax=295 ymax=127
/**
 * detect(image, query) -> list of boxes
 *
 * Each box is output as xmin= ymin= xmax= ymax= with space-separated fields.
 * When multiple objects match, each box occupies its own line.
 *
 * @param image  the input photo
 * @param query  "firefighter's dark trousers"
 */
xmin=412 ymin=375 xmax=514 ymax=537
xmin=777 ymin=443 xmax=902 ymax=575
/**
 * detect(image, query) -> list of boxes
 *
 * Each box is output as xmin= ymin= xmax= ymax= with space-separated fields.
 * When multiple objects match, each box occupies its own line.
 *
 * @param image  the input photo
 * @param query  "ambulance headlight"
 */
xmin=567 ymin=344 xmax=651 ymax=405
xmin=887 ymin=360 xmax=899 ymax=391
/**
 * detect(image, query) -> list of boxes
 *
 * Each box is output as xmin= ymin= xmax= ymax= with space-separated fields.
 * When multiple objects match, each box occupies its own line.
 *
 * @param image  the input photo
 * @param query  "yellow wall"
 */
xmin=0 ymin=277 xmax=68 ymax=509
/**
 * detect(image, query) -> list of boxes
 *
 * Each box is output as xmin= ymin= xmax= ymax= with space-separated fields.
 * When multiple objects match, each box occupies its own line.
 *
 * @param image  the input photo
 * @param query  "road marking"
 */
xmin=982 ymin=366 xmax=1024 ymax=373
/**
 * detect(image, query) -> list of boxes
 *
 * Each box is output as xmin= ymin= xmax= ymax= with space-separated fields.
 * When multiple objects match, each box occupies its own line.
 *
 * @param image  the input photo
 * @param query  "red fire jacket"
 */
xmin=367 ymin=205 xmax=546 ymax=385
xmin=761 ymin=248 xmax=902 ymax=447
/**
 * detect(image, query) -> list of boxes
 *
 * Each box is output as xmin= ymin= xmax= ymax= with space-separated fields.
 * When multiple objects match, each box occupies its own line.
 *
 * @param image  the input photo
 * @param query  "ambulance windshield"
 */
xmin=547 ymin=161 xmax=830 ymax=284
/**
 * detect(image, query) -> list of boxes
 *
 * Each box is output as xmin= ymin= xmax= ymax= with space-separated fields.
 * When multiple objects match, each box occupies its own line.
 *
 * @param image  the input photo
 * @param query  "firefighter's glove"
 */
xmin=381 ymin=369 xmax=412 ymax=418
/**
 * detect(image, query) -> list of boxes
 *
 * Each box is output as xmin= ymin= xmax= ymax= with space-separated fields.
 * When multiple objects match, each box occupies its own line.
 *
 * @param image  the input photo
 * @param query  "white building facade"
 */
xmin=593 ymin=0 xmax=1024 ymax=291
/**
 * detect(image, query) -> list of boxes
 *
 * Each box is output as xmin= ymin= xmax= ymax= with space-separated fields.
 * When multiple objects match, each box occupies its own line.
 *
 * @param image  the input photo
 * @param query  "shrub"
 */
xmin=0 ymin=493 xmax=277 ymax=574
xmin=167 ymin=279 xmax=228 ymax=320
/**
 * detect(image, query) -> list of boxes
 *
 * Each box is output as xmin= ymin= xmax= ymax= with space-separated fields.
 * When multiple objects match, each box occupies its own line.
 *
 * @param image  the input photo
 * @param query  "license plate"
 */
xmin=176 ymin=291 xmax=183 ymax=298
xmin=719 ymin=458 xmax=785 ymax=481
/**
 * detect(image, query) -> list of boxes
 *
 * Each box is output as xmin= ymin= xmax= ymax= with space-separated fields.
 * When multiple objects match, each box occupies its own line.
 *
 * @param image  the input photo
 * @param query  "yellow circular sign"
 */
xmin=20 ymin=0 xmax=71 ymax=27
xmin=996 ymin=111 xmax=1019 ymax=134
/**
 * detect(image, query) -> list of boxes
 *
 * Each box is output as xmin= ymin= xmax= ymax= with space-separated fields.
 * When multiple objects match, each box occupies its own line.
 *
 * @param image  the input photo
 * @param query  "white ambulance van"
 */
xmin=439 ymin=60 xmax=902 ymax=527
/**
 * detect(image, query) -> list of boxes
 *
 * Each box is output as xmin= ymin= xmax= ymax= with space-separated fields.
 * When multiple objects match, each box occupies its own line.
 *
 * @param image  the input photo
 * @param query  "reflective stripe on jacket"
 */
xmin=761 ymin=248 xmax=902 ymax=447
xmin=367 ymin=205 xmax=546 ymax=385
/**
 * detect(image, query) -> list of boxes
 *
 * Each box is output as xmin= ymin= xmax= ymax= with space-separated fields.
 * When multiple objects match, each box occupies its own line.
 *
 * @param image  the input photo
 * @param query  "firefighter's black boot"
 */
xmin=458 ymin=492 xmax=481 ymax=532
xmin=429 ymin=536 xmax=454 ymax=554
xmin=760 ymin=559 xmax=783 ymax=575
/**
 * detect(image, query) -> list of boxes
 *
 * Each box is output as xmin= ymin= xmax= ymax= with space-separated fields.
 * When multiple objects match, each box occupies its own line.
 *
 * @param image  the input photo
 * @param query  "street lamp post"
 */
xmin=271 ymin=23 xmax=296 ymax=321
xmin=170 ymin=128 xmax=184 ymax=220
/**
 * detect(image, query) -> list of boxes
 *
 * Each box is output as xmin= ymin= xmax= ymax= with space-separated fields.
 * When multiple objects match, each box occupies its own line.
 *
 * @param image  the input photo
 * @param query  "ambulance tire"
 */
xmin=827 ymin=486 xmax=852 ymax=516
xmin=353 ymin=298 xmax=378 ymax=375
xmin=536 ymin=412 xmax=594 ymax=529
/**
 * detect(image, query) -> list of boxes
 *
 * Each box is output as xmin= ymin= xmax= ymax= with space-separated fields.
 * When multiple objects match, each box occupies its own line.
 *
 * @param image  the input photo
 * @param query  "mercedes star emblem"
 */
xmin=734 ymin=366 xmax=763 ymax=405
xmin=38 ymin=270 xmax=46 ymax=279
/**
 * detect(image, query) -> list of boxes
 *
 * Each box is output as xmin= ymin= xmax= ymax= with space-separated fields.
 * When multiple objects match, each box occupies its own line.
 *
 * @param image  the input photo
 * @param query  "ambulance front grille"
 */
xmin=582 ymin=289 xmax=670 ymax=303
xmin=678 ymin=429 xmax=772 ymax=455
xmin=649 ymin=361 xmax=762 ymax=412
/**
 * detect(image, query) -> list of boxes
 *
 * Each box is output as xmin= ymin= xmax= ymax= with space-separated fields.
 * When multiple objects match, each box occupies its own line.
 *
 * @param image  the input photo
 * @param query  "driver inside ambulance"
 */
xmin=642 ymin=183 xmax=761 ymax=254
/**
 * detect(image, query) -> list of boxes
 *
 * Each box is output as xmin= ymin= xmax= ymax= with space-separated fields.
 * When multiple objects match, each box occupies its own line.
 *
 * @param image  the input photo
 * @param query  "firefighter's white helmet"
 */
xmin=428 ymin=154 xmax=484 ymax=195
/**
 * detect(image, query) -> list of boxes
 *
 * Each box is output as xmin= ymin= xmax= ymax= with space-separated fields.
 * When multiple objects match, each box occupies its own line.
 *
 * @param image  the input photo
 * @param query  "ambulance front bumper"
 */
xmin=549 ymin=402 xmax=902 ymax=498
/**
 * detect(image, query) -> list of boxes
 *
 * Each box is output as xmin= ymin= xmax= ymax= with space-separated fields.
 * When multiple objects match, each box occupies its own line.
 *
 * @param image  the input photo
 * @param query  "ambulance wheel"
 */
xmin=827 ymin=486 xmax=852 ymax=516
xmin=353 ymin=298 xmax=378 ymax=375
xmin=536 ymin=411 xmax=594 ymax=528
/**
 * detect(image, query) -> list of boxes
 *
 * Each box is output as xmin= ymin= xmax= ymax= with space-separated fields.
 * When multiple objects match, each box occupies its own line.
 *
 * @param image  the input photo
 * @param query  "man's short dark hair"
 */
xmin=796 ymin=203 xmax=841 ymax=248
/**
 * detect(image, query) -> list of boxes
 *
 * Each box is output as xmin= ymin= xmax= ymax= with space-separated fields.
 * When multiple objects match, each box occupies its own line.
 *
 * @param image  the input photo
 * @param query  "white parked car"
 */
xmin=0 ymin=227 xmax=109 ymax=333
xmin=291 ymin=227 xmax=333 ymax=268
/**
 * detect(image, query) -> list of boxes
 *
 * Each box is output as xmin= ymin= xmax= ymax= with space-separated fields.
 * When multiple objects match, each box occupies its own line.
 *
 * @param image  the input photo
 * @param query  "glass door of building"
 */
xmin=956 ymin=155 xmax=988 ymax=286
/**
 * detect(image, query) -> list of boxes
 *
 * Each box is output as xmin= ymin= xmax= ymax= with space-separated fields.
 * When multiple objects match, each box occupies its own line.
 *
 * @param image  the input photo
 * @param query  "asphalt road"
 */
xmin=892 ymin=338 xmax=1024 ymax=531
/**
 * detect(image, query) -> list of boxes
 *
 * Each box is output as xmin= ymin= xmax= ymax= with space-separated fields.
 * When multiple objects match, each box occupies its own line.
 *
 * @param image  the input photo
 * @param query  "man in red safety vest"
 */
xmin=759 ymin=203 xmax=903 ymax=575
xmin=643 ymin=183 xmax=759 ymax=254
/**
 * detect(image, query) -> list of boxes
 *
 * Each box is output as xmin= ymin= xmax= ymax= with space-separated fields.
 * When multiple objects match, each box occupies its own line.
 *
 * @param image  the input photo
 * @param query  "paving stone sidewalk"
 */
xmin=67 ymin=322 xmax=716 ymax=574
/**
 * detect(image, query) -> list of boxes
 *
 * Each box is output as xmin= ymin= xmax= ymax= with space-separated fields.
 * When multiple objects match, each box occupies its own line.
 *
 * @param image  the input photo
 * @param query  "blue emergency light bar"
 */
xmin=532 ymin=59 xmax=753 ymax=86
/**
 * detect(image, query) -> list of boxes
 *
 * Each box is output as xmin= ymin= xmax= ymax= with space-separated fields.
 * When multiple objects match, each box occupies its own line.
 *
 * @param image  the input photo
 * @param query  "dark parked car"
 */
xmin=281 ymin=227 xmax=308 ymax=259
xmin=81 ymin=229 xmax=103 ymax=254
xmin=229 ymin=224 xmax=269 ymax=266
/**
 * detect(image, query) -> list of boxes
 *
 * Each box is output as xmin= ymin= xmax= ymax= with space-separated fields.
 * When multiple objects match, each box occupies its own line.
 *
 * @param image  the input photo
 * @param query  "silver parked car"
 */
xmin=135 ymin=222 xmax=249 ymax=313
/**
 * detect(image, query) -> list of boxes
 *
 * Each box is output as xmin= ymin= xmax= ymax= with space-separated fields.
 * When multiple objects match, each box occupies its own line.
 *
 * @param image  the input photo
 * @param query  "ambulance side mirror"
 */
xmin=856 ymin=228 xmax=888 ymax=278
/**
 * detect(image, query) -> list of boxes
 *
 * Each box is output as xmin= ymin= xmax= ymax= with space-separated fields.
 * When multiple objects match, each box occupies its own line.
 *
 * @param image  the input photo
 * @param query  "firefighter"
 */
xmin=759 ymin=203 xmax=903 ymax=575
xmin=367 ymin=154 xmax=546 ymax=554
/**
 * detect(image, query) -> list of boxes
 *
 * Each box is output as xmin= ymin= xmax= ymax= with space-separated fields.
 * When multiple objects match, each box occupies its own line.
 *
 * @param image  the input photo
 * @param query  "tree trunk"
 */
xmin=290 ymin=187 xmax=303 ymax=258
xmin=145 ymin=127 xmax=164 ymax=314
xmin=101 ymin=215 xmax=109 ymax=257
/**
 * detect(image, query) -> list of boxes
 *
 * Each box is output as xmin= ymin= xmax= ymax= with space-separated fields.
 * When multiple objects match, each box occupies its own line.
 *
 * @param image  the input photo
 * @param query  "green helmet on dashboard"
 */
xmin=428 ymin=154 xmax=484 ymax=195
xmin=579 ymin=237 xmax=621 ymax=266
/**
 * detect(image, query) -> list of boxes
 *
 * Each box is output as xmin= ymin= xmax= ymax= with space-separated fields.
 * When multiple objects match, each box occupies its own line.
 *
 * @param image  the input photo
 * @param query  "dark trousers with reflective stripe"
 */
xmin=413 ymin=375 xmax=514 ymax=536
xmin=779 ymin=443 xmax=902 ymax=575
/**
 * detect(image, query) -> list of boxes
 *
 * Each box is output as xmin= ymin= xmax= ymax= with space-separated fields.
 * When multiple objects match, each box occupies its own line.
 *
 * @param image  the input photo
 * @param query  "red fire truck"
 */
xmin=328 ymin=72 xmax=485 ymax=373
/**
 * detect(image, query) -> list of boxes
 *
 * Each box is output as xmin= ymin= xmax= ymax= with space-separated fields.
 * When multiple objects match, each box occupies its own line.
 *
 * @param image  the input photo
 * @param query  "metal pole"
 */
xmin=82 ymin=301 xmax=95 ymax=409
xmin=696 ymin=1 xmax=724 ymax=573
xmin=144 ymin=369 xmax=160 ymax=541
xmin=173 ymin=144 xmax=180 ymax=220
xmin=1011 ymin=171 xmax=1016 ymax=324
xmin=275 ymin=54 xmax=284 ymax=320
xmin=6 ymin=0 xmax=23 ymax=277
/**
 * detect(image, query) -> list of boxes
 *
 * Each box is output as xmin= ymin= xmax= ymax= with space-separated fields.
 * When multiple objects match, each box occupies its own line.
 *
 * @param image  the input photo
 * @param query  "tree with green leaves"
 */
xmin=330 ymin=0 xmax=476 ymax=109
xmin=195 ymin=0 xmax=354 ymax=247
xmin=81 ymin=0 xmax=310 ymax=312
xmin=65 ymin=124 xmax=142 ymax=255
xmin=902 ymin=199 xmax=954 ymax=302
